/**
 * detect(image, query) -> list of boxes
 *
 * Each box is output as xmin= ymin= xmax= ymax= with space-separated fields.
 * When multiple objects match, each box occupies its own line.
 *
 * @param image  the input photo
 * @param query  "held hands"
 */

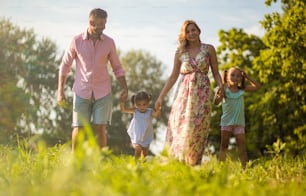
xmin=154 ymin=98 xmax=162 ymax=112
xmin=218 ymin=85 xmax=225 ymax=97
xmin=214 ymin=86 xmax=224 ymax=105
xmin=153 ymin=98 xmax=162 ymax=118
xmin=215 ymin=87 xmax=223 ymax=98
xmin=120 ymin=88 xmax=128 ymax=102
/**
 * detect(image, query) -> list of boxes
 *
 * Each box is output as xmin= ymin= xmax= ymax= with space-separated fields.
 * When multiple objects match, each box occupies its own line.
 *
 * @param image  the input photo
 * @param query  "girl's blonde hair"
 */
xmin=131 ymin=91 xmax=152 ymax=105
xmin=177 ymin=20 xmax=201 ymax=55
xmin=222 ymin=67 xmax=246 ymax=89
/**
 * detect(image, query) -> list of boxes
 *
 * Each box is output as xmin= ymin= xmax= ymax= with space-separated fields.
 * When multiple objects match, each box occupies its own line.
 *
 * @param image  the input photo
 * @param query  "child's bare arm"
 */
xmin=120 ymin=102 xmax=135 ymax=114
xmin=243 ymin=71 xmax=261 ymax=92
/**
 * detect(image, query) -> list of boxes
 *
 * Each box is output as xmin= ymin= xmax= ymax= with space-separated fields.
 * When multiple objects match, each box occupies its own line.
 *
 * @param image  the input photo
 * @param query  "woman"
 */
xmin=155 ymin=20 xmax=224 ymax=166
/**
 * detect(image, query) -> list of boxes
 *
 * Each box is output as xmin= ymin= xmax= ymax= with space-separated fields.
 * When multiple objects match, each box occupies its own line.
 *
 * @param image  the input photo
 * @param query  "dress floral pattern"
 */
xmin=166 ymin=44 xmax=212 ymax=164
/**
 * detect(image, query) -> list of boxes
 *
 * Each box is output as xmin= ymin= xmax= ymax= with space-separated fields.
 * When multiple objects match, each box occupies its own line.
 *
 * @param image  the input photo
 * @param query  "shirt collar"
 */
xmin=83 ymin=30 xmax=104 ymax=41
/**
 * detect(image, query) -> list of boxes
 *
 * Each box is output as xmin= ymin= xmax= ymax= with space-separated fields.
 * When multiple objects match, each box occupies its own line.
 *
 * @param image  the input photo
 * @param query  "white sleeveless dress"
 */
xmin=127 ymin=108 xmax=154 ymax=147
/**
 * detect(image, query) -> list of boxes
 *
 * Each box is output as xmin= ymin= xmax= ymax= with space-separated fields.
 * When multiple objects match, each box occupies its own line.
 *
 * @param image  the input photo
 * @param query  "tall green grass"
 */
xmin=0 ymin=135 xmax=304 ymax=196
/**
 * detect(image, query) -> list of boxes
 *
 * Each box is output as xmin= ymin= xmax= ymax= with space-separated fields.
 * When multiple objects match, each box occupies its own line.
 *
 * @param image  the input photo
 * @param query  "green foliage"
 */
xmin=0 ymin=144 xmax=304 ymax=195
xmin=286 ymin=125 xmax=306 ymax=155
xmin=0 ymin=18 xmax=31 ymax=142
xmin=0 ymin=17 xmax=71 ymax=145
xmin=253 ymin=0 xmax=306 ymax=153
xmin=265 ymin=138 xmax=286 ymax=156
xmin=217 ymin=28 xmax=266 ymax=70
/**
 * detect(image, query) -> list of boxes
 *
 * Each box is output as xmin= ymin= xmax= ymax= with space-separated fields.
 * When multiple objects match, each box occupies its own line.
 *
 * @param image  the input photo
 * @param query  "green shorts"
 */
xmin=72 ymin=93 xmax=113 ymax=127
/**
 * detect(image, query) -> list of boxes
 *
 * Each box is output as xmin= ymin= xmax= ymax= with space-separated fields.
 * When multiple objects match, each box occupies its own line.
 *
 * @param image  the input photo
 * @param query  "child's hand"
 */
xmin=240 ymin=69 xmax=249 ymax=79
xmin=154 ymin=107 xmax=161 ymax=118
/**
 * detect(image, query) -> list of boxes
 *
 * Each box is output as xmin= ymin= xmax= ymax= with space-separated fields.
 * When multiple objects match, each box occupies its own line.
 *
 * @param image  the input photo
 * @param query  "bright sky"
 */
xmin=1 ymin=0 xmax=282 ymax=154
xmin=1 ymin=0 xmax=282 ymax=67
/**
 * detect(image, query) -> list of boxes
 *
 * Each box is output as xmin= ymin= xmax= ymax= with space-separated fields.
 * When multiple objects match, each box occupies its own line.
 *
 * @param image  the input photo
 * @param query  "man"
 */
xmin=57 ymin=8 xmax=128 ymax=151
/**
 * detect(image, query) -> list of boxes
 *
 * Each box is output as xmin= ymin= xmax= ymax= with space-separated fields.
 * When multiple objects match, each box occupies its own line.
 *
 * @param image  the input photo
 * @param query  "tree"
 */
xmin=108 ymin=50 xmax=170 ymax=154
xmin=253 ymin=0 xmax=306 ymax=155
xmin=217 ymin=28 xmax=266 ymax=70
xmin=0 ymin=19 xmax=29 ymax=143
xmin=0 ymin=18 xmax=71 ymax=145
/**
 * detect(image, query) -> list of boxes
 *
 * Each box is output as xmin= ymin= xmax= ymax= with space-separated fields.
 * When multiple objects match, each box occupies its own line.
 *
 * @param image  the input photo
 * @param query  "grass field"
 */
xmin=0 ymin=139 xmax=304 ymax=196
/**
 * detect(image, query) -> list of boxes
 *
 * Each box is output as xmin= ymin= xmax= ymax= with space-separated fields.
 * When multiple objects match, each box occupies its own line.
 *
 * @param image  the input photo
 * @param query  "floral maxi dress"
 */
xmin=166 ymin=44 xmax=212 ymax=165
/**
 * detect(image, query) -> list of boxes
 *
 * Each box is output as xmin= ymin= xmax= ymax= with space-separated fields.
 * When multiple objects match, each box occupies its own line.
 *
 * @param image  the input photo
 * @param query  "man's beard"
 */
xmin=93 ymin=32 xmax=101 ymax=38
xmin=91 ymin=29 xmax=102 ymax=38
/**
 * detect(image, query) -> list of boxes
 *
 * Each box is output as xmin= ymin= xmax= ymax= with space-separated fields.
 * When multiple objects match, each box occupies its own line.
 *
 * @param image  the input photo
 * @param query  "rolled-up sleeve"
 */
xmin=108 ymin=39 xmax=125 ymax=78
xmin=59 ymin=39 xmax=76 ymax=76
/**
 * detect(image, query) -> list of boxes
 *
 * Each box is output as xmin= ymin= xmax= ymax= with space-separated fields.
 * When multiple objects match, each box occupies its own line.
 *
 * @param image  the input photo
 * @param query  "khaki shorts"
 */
xmin=72 ymin=93 xmax=112 ymax=127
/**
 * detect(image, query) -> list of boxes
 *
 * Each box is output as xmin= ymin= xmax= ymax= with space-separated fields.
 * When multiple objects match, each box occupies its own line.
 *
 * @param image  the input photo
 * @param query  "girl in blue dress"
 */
xmin=215 ymin=67 xmax=260 ymax=168
xmin=120 ymin=91 xmax=161 ymax=159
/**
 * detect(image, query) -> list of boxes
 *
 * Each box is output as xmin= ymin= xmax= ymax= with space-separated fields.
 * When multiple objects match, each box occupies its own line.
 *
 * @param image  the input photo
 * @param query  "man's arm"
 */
xmin=117 ymin=76 xmax=128 ymax=102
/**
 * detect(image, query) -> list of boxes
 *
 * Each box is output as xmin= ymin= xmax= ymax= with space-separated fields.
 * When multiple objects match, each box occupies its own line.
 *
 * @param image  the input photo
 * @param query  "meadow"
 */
xmin=0 ymin=138 xmax=304 ymax=196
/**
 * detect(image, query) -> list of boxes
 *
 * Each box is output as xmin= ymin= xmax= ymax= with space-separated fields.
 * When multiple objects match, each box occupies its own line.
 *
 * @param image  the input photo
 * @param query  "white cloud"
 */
xmin=244 ymin=24 xmax=265 ymax=37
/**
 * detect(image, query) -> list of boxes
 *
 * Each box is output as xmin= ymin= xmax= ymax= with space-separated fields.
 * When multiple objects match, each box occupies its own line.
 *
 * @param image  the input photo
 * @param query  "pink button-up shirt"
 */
xmin=59 ymin=31 xmax=125 ymax=100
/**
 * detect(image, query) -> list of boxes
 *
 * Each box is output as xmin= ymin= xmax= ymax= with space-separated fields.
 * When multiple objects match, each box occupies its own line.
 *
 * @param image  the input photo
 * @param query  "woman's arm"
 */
xmin=214 ymin=87 xmax=224 ymax=105
xmin=208 ymin=44 xmax=223 ymax=89
xmin=155 ymin=52 xmax=181 ymax=110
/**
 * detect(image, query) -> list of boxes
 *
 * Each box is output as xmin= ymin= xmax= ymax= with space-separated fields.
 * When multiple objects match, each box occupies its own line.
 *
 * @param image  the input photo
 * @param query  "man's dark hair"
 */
xmin=89 ymin=8 xmax=107 ymax=18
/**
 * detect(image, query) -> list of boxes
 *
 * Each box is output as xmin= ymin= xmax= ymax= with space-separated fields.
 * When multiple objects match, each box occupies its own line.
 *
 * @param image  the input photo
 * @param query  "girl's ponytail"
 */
xmin=131 ymin=95 xmax=136 ymax=105
xmin=222 ymin=70 xmax=228 ymax=85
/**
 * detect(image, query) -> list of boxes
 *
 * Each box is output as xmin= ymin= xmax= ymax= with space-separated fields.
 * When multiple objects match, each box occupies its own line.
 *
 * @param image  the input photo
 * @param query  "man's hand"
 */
xmin=57 ymin=93 xmax=69 ymax=109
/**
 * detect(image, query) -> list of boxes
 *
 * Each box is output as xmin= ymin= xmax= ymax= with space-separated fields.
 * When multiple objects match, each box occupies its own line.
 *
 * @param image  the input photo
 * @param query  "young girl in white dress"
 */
xmin=120 ymin=91 xmax=161 ymax=159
